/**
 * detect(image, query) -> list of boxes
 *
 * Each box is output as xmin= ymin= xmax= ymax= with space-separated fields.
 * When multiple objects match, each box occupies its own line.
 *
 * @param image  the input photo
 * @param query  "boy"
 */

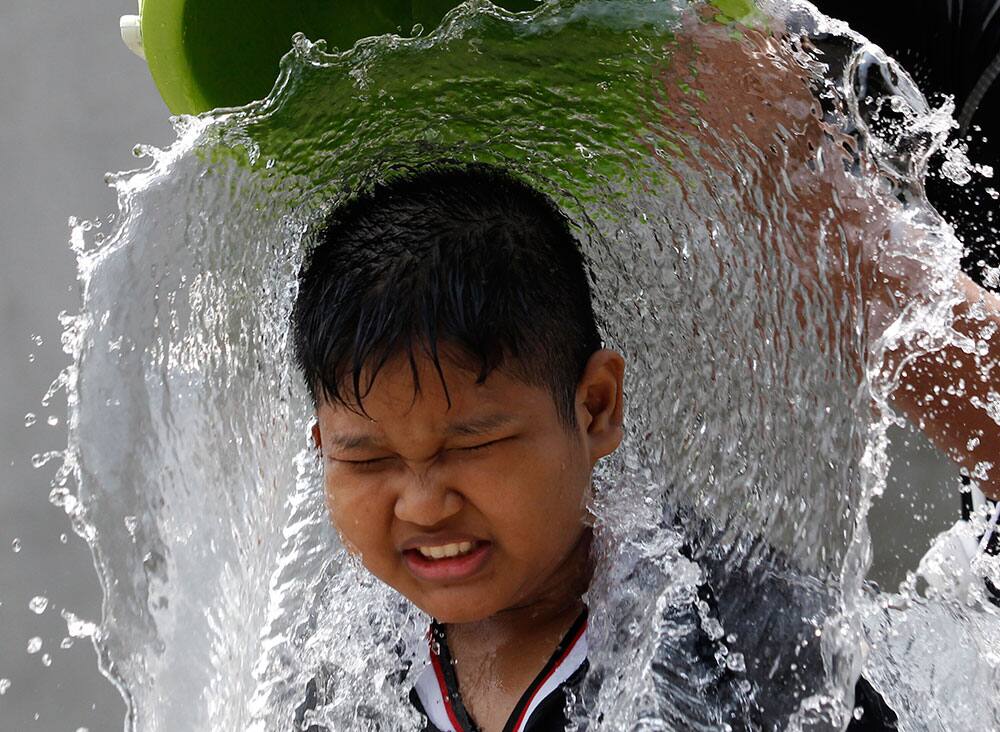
xmin=292 ymin=166 xmax=615 ymax=731
xmin=290 ymin=161 xmax=998 ymax=730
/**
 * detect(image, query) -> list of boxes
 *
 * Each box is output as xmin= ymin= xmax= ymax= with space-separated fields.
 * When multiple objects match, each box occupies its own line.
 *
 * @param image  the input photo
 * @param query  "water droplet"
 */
xmin=24 ymin=412 xmax=37 ymax=427
xmin=61 ymin=610 xmax=97 ymax=639
xmin=29 ymin=596 xmax=48 ymax=615
xmin=41 ymin=369 xmax=70 ymax=409
xmin=30 ymin=334 xmax=43 ymax=346
xmin=26 ymin=637 xmax=42 ymax=654
xmin=940 ymin=144 xmax=973 ymax=186
xmin=60 ymin=637 xmax=74 ymax=649
xmin=0 ymin=679 xmax=10 ymax=695
xmin=59 ymin=533 xmax=68 ymax=544
xmin=40 ymin=653 xmax=52 ymax=667
xmin=11 ymin=538 xmax=21 ymax=553
xmin=31 ymin=450 xmax=62 ymax=469
xmin=47 ymin=415 xmax=59 ymax=427
xmin=27 ymin=352 xmax=35 ymax=363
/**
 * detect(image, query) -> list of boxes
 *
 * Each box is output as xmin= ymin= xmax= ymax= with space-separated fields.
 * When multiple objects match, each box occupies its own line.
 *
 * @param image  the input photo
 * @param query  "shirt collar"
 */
xmin=412 ymin=608 xmax=589 ymax=732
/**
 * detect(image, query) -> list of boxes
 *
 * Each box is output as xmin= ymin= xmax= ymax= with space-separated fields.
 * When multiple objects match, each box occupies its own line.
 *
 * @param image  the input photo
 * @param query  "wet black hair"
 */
xmin=290 ymin=164 xmax=602 ymax=425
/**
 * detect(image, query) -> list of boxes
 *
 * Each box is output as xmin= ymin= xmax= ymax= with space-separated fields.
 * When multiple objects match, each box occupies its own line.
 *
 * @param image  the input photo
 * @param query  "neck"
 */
xmin=437 ymin=531 xmax=592 ymax=732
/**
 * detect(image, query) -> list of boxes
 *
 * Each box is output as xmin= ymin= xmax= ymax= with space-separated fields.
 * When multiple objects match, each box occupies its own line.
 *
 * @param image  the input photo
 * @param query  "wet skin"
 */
xmin=313 ymin=348 xmax=624 ymax=731
xmin=660 ymin=14 xmax=1000 ymax=498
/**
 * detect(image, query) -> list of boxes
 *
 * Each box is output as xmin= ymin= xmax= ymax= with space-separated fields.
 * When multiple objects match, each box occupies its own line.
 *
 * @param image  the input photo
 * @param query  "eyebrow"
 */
xmin=443 ymin=413 xmax=517 ymax=438
xmin=326 ymin=433 xmax=382 ymax=451
xmin=326 ymin=413 xmax=517 ymax=452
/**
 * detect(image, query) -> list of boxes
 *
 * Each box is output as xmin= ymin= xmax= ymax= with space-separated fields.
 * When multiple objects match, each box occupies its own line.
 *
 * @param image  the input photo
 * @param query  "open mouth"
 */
xmin=415 ymin=541 xmax=477 ymax=560
xmin=402 ymin=540 xmax=492 ymax=582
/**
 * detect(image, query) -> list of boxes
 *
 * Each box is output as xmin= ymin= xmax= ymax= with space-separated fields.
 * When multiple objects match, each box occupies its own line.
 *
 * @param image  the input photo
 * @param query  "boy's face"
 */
xmin=313 ymin=348 xmax=624 ymax=623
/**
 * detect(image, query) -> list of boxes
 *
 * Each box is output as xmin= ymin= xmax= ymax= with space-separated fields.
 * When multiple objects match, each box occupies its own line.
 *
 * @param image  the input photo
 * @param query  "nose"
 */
xmin=393 ymin=469 xmax=463 ymax=527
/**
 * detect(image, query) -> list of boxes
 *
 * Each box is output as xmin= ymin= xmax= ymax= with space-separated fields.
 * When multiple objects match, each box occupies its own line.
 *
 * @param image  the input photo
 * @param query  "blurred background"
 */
xmin=1 ymin=1 xmax=171 ymax=729
xmin=0 ymin=2 xmax=961 ymax=730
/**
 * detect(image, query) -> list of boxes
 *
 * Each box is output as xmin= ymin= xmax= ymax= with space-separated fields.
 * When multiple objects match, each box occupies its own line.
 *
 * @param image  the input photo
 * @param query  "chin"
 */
xmin=412 ymin=591 xmax=503 ymax=624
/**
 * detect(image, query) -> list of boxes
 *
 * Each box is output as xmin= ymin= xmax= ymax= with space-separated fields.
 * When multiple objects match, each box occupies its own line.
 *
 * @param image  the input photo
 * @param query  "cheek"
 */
xmin=538 ymin=461 xmax=590 ymax=534
xmin=323 ymin=474 xmax=392 ymax=554
xmin=476 ymin=443 xmax=589 ymax=545
xmin=527 ymin=438 xmax=589 ymax=501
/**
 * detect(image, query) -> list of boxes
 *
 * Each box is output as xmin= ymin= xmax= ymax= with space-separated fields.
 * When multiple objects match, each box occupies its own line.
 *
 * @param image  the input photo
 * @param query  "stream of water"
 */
xmin=48 ymin=1 xmax=1000 ymax=729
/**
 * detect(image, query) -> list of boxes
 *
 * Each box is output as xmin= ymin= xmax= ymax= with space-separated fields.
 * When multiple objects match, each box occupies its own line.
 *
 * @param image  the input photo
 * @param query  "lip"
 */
xmin=402 ymin=540 xmax=493 ymax=583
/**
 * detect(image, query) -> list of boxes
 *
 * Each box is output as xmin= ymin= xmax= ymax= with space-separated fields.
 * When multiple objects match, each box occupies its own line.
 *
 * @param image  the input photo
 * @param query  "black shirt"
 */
xmin=295 ymin=602 xmax=898 ymax=731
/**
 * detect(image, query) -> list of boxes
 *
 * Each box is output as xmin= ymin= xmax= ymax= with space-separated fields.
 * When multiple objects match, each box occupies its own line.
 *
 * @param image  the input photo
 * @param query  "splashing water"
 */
xmin=56 ymin=0 xmax=999 ymax=730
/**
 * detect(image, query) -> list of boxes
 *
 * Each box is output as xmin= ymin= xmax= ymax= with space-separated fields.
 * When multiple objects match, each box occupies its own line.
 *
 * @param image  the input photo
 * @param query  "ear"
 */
xmin=311 ymin=420 xmax=323 ymax=451
xmin=574 ymin=349 xmax=625 ymax=464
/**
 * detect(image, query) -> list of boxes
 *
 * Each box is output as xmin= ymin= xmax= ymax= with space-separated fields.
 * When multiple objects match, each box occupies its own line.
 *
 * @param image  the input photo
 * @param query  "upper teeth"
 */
xmin=417 ymin=542 xmax=475 ymax=559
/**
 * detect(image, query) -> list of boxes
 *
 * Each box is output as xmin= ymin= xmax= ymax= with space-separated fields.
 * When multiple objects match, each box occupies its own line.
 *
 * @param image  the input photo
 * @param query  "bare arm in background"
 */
xmin=891 ymin=277 xmax=1000 ymax=499
xmin=663 ymin=16 xmax=1000 ymax=500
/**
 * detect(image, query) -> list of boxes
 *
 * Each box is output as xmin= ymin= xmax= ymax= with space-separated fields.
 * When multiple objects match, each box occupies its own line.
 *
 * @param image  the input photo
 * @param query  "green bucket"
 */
xmin=120 ymin=0 xmax=543 ymax=115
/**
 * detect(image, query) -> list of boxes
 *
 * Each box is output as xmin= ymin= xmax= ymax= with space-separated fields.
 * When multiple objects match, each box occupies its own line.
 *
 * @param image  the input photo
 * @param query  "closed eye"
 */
xmin=330 ymin=455 xmax=392 ymax=468
xmin=454 ymin=436 xmax=512 ymax=452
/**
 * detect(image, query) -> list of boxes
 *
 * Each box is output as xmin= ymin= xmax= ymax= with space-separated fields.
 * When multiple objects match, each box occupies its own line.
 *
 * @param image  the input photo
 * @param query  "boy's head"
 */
xmin=292 ymin=165 xmax=624 ymax=623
